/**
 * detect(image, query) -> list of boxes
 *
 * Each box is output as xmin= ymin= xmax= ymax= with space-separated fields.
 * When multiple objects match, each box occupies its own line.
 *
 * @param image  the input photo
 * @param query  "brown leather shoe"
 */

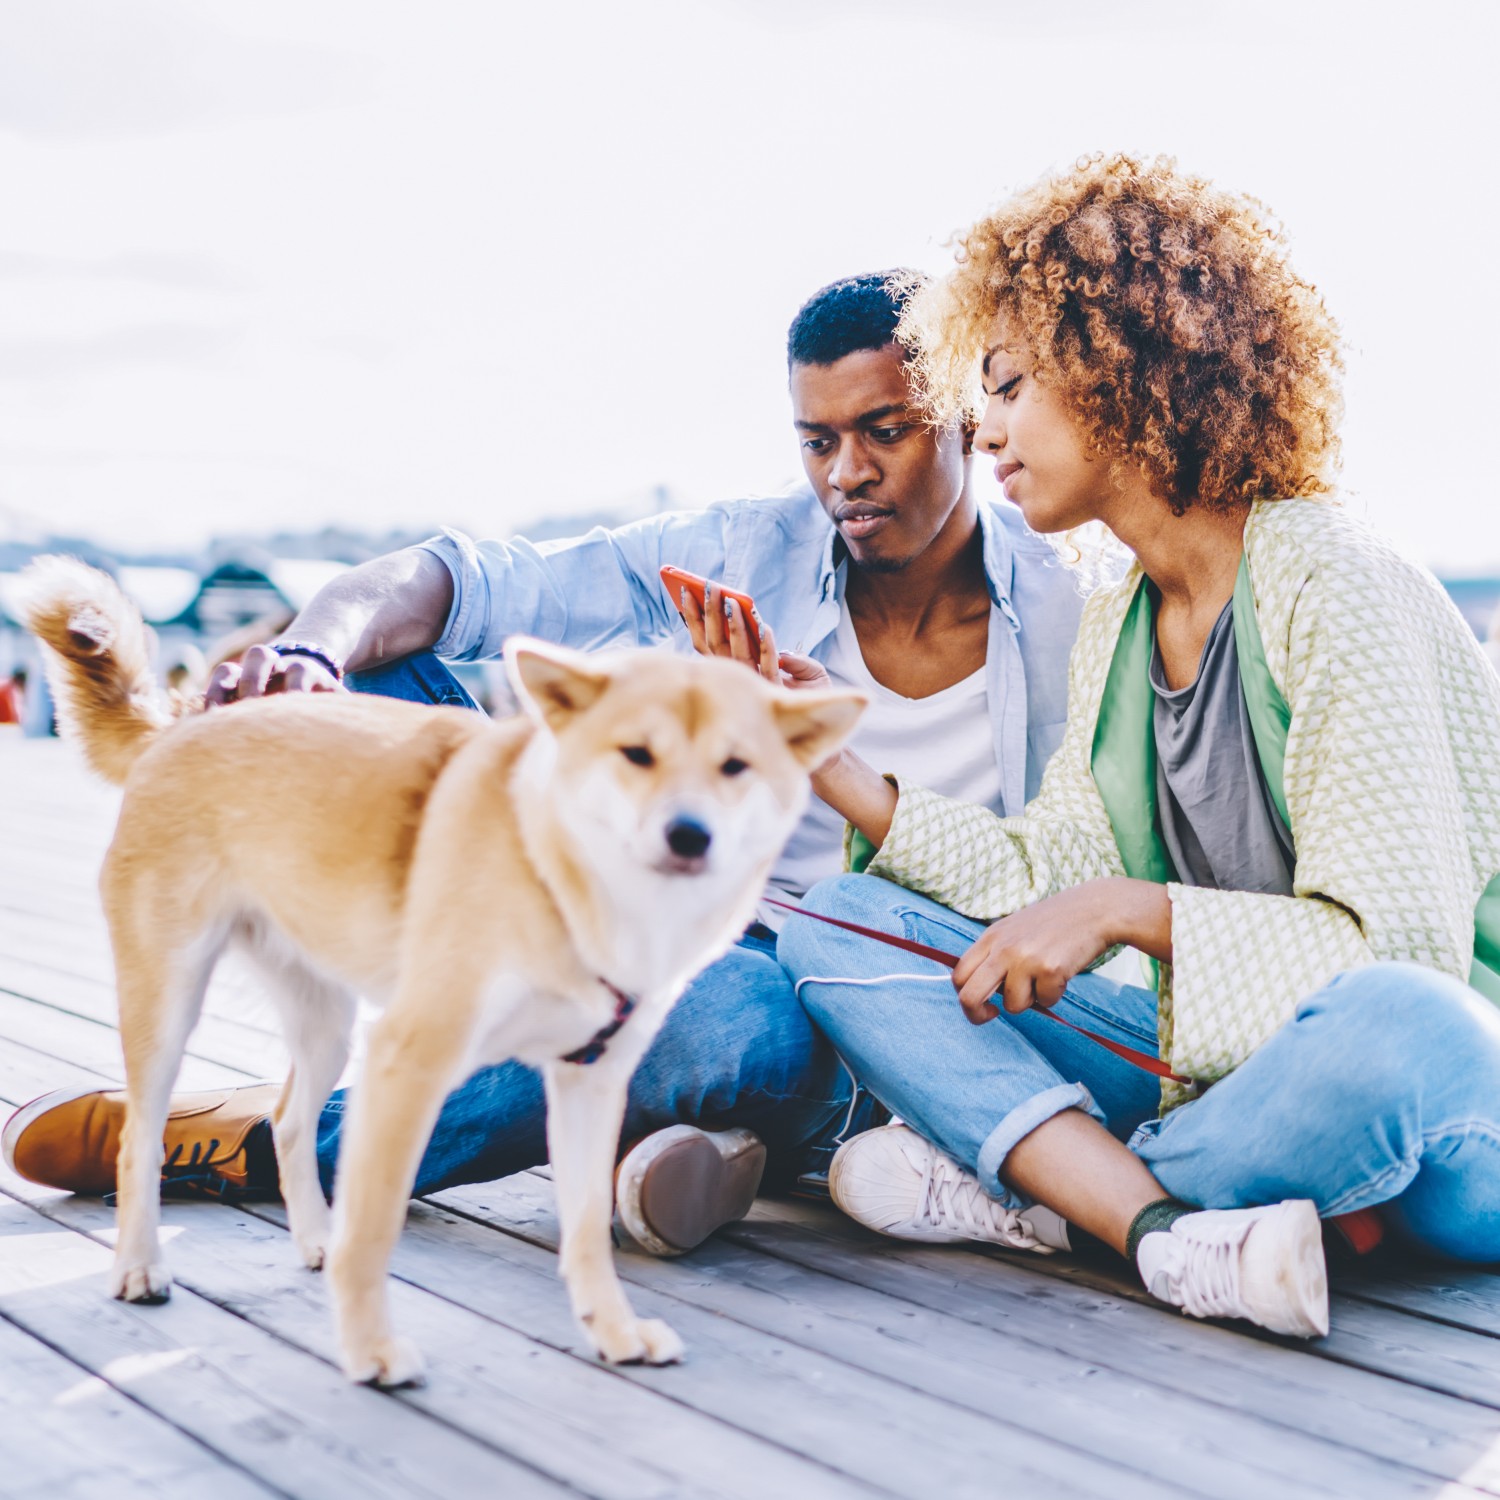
xmin=2 ymin=1082 xmax=281 ymax=1197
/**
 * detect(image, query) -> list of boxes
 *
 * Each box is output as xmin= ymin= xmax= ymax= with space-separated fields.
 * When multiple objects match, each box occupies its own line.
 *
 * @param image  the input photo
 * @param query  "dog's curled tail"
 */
xmin=19 ymin=555 xmax=172 ymax=784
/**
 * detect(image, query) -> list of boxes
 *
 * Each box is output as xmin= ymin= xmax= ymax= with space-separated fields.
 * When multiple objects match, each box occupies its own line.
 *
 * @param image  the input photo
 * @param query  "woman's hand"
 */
xmin=678 ymin=583 xmax=831 ymax=692
xmin=950 ymin=878 xmax=1171 ymax=1023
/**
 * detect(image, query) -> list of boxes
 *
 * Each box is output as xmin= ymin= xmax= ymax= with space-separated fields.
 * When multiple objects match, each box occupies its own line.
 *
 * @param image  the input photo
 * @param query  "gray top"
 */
xmin=1150 ymin=594 xmax=1296 ymax=895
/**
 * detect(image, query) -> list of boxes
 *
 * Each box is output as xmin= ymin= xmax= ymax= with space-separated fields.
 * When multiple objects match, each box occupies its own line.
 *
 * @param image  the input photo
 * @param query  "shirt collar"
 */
xmin=815 ymin=499 xmax=1018 ymax=617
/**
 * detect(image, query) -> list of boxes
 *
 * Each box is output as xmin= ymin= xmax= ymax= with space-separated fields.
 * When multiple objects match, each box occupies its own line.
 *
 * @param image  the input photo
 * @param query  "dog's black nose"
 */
xmin=665 ymin=818 xmax=712 ymax=859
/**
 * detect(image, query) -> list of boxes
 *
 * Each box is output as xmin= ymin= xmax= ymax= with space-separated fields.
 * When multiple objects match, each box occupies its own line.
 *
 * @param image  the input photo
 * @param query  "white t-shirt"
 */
xmin=763 ymin=602 xmax=1004 ymax=926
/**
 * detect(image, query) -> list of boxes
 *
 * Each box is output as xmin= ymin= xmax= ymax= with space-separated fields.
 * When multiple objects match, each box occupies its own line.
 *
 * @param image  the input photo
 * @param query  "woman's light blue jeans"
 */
xmin=779 ymin=873 xmax=1500 ymax=1263
xmin=303 ymin=653 xmax=859 ymax=1197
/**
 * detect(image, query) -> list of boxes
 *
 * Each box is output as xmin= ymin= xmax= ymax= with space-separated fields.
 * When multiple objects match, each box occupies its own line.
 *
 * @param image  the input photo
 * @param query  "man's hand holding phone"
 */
xmin=662 ymin=566 xmax=830 ymax=692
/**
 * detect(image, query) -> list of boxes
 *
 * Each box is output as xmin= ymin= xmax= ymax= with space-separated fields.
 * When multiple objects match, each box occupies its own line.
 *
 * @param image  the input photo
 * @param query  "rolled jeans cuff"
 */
xmin=976 ymin=1082 xmax=1101 ymax=1203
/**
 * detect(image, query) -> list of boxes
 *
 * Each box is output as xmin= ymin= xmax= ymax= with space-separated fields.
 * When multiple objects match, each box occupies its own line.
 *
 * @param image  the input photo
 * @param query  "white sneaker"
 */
xmin=615 ymin=1125 xmax=766 ymax=1257
xmin=1139 ymin=1200 xmax=1329 ymax=1338
xmin=828 ymin=1123 xmax=1058 ymax=1252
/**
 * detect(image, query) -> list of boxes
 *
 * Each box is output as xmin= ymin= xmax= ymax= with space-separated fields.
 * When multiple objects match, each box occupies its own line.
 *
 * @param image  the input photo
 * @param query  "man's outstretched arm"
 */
xmin=206 ymin=547 xmax=453 ymax=705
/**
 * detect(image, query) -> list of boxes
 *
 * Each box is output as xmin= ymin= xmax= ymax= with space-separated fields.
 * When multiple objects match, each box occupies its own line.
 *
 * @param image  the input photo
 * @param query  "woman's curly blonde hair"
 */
xmin=898 ymin=154 xmax=1345 ymax=513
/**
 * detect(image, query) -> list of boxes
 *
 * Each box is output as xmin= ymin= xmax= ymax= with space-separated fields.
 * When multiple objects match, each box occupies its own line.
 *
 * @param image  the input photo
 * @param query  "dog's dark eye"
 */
xmin=720 ymin=757 xmax=749 ymax=777
xmin=620 ymin=745 xmax=654 ymax=768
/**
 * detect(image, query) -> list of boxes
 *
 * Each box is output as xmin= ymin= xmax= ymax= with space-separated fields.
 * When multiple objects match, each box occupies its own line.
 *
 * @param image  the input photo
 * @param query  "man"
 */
xmin=5 ymin=272 xmax=1083 ymax=1255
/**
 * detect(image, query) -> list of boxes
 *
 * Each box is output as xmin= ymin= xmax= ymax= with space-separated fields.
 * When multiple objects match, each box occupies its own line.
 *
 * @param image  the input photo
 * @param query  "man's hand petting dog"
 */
xmin=206 ymin=644 xmax=344 ymax=706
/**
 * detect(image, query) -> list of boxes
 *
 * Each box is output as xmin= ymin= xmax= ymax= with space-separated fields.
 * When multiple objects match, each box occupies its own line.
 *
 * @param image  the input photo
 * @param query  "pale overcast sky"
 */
xmin=0 ymin=0 xmax=1495 ymax=572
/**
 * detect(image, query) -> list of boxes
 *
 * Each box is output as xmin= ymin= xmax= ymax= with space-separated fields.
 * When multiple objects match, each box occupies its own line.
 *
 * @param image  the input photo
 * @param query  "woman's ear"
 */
xmin=961 ymin=425 xmax=976 ymax=458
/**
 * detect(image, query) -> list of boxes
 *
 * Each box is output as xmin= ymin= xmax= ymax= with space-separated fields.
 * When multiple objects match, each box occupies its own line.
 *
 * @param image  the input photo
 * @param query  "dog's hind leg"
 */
xmin=248 ymin=937 xmax=357 ymax=1272
xmin=108 ymin=915 xmax=226 ymax=1304
xmin=543 ymin=1053 xmax=685 ymax=1366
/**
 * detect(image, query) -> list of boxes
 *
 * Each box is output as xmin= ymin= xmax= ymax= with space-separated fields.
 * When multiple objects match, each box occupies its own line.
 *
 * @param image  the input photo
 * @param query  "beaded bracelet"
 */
xmin=270 ymin=641 xmax=345 ymax=682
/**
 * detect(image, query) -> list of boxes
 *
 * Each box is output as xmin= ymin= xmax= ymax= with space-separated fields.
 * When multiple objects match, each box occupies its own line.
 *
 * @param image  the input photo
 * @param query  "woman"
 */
xmin=710 ymin=155 xmax=1500 ymax=1337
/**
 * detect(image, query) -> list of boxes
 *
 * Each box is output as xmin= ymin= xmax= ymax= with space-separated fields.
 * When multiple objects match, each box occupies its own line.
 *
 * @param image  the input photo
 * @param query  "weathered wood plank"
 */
xmin=428 ymin=1172 xmax=1488 ymax=1500
xmin=0 ymin=1301 xmax=280 ymax=1500
xmin=279 ymin=1191 xmax=1187 ymax=1500
xmin=0 ymin=955 xmax=289 ymax=1079
xmin=1344 ymin=1266 xmax=1500 ymax=1337
xmin=0 ymin=1033 xmax=132 ymax=1106
xmin=0 ymin=1191 xmax=565 ymax=1500
xmin=905 ymin=1209 xmax=1500 ymax=1409
xmin=0 ymin=990 xmax=247 ymax=1092
xmin=369 ymin=1194 xmax=1200 ymax=1500
xmin=1 ymin=1167 xmax=882 ymax=1500
xmin=727 ymin=1196 xmax=1500 ymax=1493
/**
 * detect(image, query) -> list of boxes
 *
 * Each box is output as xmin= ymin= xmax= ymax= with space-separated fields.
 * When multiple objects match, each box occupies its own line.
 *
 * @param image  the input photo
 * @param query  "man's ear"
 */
xmin=772 ymin=689 xmax=867 ymax=770
xmin=506 ymin=637 xmax=611 ymax=733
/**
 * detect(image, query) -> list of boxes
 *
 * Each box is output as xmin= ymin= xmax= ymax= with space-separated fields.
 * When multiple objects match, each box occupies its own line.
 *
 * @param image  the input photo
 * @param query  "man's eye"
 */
xmin=802 ymin=438 xmax=832 ymax=454
xmin=871 ymin=425 xmax=908 ymax=443
xmin=720 ymin=757 xmax=749 ymax=777
xmin=620 ymin=746 xmax=654 ymax=767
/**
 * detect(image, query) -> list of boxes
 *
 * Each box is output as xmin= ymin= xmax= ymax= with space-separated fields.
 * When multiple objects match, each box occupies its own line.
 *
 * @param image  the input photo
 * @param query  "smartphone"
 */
xmin=660 ymin=565 xmax=763 ymax=658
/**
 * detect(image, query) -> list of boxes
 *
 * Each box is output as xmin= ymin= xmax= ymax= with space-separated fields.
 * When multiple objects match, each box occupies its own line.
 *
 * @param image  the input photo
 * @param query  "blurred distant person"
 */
xmin=0 ymin=666 xmax=24 ymax=727
xmin=5 ymin=271 xmax=1086 ymax=1259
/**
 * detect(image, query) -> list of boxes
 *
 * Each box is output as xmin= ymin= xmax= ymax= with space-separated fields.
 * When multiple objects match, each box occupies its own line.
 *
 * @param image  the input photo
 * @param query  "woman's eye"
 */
xmin=720 ymin=757 xmax=749 ymax=777
xmin=620 ymin=746 xmax=654 ymax=767
xmin=998 ymin=375 xmax=1022 ymax=401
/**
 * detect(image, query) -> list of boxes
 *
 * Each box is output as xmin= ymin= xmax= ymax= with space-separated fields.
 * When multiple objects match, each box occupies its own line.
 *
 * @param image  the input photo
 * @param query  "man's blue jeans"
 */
xmin=780 ymin=873 xmax=1500 ymax=1263
xmin=308 ymin=653 xmax=856 ymax=1197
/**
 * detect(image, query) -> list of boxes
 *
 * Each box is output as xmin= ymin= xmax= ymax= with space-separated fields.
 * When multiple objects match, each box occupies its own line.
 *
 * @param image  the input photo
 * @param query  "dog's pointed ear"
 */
xmin=506 ymin=637 xmax=611 ymax=733
xmin=771 ymin=689 xmax=867 ymax=769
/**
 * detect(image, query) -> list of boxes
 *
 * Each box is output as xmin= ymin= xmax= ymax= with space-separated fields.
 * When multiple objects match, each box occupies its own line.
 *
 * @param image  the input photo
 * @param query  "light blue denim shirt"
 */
xmin=419 ymin=488 xmax=1083 ymax=815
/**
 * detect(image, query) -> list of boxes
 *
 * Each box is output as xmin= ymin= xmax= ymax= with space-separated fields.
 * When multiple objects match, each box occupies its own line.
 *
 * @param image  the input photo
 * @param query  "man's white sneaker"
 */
xmin=615 ymin=1125 xmax=766 ymax=1257
xmin=829 ymin=1123 xmax=1058 ymax=1252
xmin=1138 ymin=1199 xmax=1329 ymax=1338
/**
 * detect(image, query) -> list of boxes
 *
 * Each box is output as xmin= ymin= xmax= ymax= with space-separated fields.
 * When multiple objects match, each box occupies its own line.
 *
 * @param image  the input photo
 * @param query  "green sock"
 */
xmin=1126 ymin=1197 xmax=1192 ymax=1263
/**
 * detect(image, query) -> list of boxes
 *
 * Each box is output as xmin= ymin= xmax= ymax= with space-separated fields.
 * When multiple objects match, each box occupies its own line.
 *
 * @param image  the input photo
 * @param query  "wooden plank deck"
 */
xmin=2 ymin=731 xmax=1499 ymax=1500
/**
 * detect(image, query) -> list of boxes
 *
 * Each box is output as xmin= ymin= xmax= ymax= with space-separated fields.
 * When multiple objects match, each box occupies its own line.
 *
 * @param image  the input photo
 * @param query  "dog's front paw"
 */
xmin=340 ymin=1336 xmax=427 ymax=1388
xmin=110 ymin=1259 xmax=172 ymax=1304
xmin=293 ymin=1233 xmax=328 ymax=1271
xmin=287 ymin=1203 xmax=333 ymax=1271
xmin=588 ymin=1315 xmax=685 ymax=1366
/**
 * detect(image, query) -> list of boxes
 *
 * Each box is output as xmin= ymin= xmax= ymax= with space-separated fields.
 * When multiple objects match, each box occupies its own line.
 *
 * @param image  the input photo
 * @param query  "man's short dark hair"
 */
xmin=786 ymin=270 xmax=925 ymax=368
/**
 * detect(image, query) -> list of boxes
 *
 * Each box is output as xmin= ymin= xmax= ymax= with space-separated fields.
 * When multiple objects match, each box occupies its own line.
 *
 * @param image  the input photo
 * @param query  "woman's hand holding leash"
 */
xmin=953 ymin=878 xmax=1175 ymax=1023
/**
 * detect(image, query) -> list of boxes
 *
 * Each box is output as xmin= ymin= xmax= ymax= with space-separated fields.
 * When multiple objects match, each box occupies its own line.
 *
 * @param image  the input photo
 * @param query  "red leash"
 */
xmin=767 ymin=897 xmax=1191 ymax=1084
xmin=768 ymin=895 xmax=1386 ymax=1255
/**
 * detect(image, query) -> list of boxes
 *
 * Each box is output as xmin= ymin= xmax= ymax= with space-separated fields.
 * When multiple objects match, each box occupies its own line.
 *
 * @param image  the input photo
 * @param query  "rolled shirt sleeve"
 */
xmin=415 ymin=509 xmax=738 ymax=662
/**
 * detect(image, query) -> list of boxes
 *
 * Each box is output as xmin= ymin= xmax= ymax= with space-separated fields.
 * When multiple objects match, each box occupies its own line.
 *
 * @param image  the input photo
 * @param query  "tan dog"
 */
xmin=22 ymin=557 xmax=863 ymax=1384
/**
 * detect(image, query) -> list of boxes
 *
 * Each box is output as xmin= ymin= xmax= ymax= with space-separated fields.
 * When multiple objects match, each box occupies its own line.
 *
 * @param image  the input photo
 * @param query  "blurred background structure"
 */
xmin=1 ymin=0 xmax=1497 ymax=720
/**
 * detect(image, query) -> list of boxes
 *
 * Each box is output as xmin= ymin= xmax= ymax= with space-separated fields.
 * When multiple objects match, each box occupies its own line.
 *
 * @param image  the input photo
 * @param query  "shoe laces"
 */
xmin=1155 ymin=1214 xmax=1252 ymax=1320
xmin=914 ymin=1146 xmax=1041 ymax=1249
xmin=159 ymin=1138 xmax=242 ymax=1201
